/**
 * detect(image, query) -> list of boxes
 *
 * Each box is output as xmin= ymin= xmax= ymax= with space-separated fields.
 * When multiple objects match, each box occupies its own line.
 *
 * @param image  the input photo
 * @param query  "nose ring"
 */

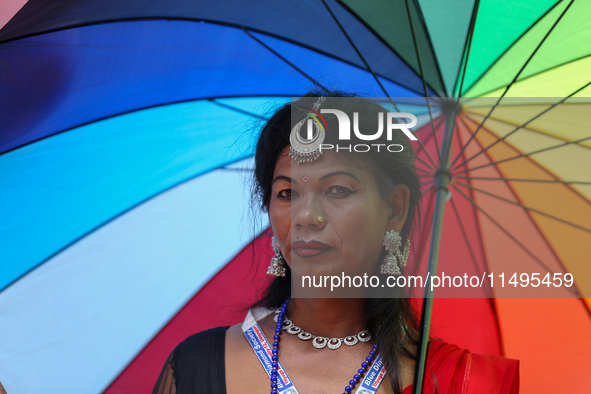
xmin=317 ymin=216 xmax=323 ymax=223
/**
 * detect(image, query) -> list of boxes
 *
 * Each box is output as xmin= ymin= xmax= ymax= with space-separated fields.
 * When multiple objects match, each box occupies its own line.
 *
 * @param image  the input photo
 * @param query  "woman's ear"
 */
xmin=387 ymin=184 xmax=410 ymax=234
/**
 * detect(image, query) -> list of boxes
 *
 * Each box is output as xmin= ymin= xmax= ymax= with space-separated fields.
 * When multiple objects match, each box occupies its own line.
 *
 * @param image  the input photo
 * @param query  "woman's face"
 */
xmin=268 ymin=148 xmax=409 ymax=281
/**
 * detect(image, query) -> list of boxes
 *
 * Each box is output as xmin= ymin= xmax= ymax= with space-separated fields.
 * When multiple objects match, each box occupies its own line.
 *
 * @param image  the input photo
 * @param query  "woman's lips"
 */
xmin=291 ymin=240 xmax=332 ymax=257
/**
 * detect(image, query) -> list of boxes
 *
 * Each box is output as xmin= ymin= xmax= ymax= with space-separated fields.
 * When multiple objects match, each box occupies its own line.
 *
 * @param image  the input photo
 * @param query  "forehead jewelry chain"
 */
xmin=312 ymin=96 xmax=326 ymax=111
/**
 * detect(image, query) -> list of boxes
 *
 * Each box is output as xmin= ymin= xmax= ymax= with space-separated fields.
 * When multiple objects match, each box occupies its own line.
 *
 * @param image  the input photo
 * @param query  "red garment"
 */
xmin=402 ymin=339 xmax=519 ymax=394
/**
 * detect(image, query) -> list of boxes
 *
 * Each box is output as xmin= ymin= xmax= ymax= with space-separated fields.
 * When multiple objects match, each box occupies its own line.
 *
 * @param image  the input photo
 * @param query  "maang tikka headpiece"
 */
xmin=289 ymin=96 xmax=326 ymax=163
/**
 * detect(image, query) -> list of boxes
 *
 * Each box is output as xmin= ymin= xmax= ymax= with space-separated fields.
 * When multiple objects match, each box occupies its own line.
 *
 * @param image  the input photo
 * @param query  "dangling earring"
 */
xmin=380 ymin=230 xmax=410 ymax=275
xmin=267 ymin=236 xmax=287 ymax=277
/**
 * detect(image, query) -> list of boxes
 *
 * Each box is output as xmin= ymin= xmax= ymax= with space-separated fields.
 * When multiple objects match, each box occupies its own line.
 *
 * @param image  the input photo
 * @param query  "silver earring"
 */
xmin=380 ymin=230 xmax=410 ymax=275
xmin=267 ymin=236 xmax=287 ymax=277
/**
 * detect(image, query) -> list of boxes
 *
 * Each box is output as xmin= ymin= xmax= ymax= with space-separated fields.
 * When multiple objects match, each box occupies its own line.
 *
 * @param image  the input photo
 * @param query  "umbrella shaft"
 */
xmin=413 ymin=103 xmax=457 ymax=394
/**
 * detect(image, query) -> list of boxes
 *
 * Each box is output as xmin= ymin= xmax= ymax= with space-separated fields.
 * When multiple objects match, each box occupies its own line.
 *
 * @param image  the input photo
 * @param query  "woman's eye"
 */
xmin=277 ymin=189 xmax=298 ymax=199
xmin=328 ymin=186 xmax=353 ymax=196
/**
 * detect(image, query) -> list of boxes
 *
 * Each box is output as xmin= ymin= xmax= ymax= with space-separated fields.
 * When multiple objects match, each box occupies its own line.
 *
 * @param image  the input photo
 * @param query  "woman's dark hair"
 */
xmin=252 ymin=91 xmax=422 ymax=393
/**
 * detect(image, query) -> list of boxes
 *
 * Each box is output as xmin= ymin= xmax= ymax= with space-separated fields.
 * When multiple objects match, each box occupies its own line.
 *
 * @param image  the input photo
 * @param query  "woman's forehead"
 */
xmin=273 ymin=149 xmax=370 ymax=181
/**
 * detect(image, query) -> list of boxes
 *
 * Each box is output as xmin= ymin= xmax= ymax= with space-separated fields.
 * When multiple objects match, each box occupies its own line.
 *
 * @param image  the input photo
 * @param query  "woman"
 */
xmin=153 ymin=93 xmax=519 ymax=394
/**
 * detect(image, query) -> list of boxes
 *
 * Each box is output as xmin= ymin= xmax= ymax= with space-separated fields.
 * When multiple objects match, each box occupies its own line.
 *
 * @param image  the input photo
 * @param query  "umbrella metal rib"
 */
xmin=242 ymin=28 xmax=329 ymax=93
xmin=320 ymin=0 xmax=392 ymax=101
xmin=0 ymin=150 xmax=254 ymax=293
xmin=414 ymin=118 xmax=444 ymax=171
xmin=210 ymin=99 xmax=268 ymax=121
xmin=455 ymin=0 xmax=480 ymax=98
xmin=448 ymin=196 xmax=494 ymax=299
xmin=450 ymin=183 xmax=582 ymax=298
xmin=449 ymin=0 xmax=576 ymax=169
xmin=321 ymin=0 xmax=439 ymax=172
xmin=404 ymin=0 xmax=443 ymax=167
xmin=416 ymin=166 xmax=435 ymax=175
xmin=453 ymin=180 xmax=591 ymax=234
xmin=454 ymin=80 xmax=591 ymax=171
xmin=421 ymin=183 xmax=436 ymax=197
xmin=454 ymin=108 xmax=591 ymax=175
xmin=452 ymin=135 xmax=591 ymax=175
xmin=414 ymin=154 xmax=437 ymax=172
xmin=420 ymin=179 xmax=436 ymax=188
xmin=453 ymin=175 xmax=591 ymax=186
xmin=456 ymin=0 xmax=567 ymax=98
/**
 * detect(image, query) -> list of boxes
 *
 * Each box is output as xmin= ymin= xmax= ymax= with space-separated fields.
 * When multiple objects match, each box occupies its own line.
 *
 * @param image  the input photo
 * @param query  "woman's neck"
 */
xmin=286 ymin=298 xmax=366 ymax=338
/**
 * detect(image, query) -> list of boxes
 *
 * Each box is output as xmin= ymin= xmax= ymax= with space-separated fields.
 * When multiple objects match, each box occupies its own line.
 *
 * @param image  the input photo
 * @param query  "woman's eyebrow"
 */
xmin=319 ymin=171 xmax=360 ymax=183
xmin=272 ymin=175 xmax=296 ymax=184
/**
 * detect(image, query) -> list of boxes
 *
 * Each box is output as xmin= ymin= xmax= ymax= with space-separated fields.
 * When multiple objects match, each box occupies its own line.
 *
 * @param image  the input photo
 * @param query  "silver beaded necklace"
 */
xmin=273 ymin=309 xmax=371 ymax=350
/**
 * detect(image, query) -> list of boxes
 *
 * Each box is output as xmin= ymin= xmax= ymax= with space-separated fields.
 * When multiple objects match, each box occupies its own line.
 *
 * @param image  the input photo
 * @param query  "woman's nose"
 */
xmin=293 ymin=194 xmax=326 ymax=229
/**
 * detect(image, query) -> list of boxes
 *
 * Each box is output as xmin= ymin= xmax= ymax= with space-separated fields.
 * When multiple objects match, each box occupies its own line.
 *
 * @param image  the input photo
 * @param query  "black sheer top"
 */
xmin=153 ymin=326 xmax=229 ymax=394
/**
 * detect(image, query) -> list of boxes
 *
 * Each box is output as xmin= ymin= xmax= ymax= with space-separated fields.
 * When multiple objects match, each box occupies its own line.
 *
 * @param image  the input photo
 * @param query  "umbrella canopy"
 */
xmin=1 ymin=0 xmax=590 ymax=393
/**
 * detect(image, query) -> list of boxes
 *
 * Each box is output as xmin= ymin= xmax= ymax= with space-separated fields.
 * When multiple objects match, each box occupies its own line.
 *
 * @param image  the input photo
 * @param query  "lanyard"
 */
xmin=242 ymin=308 xmax=299 ymax=393
xmin=354 ymin=352 xmax=387 ymax=394
xmin=242 ymin=308 xmax=386 ymax=394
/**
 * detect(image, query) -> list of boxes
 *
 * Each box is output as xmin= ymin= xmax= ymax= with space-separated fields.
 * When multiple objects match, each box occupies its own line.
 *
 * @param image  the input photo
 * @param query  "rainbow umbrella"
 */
xmin=1 ymin=0 xmax=590 ymax=393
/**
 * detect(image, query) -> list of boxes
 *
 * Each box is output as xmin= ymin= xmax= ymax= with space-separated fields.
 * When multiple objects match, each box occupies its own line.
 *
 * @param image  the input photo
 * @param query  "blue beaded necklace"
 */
xmin=271 ymin=299 xmax=380 ymax=394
